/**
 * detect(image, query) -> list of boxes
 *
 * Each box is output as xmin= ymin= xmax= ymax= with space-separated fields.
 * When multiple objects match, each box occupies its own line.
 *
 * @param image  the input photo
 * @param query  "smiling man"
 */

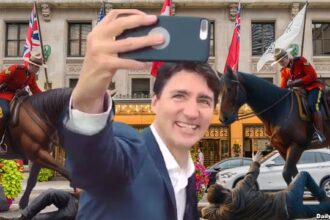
xmin=61 ymin=9 xmax=220 ymax=220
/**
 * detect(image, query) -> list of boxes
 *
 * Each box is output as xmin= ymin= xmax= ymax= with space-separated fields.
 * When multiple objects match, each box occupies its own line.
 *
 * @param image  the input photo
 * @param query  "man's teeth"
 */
xmin=177 ymin=122 xmax=197 ymax=129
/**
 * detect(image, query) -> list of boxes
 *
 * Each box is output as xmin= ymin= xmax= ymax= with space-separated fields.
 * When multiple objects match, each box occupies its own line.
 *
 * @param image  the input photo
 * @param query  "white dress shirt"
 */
xmin=150 ymin=124 xmax=195 ymax=220
xmin=65 ymin=94 xmax=195 ymax=220
xmin=65 ymin=94 xmax=112 ymax=135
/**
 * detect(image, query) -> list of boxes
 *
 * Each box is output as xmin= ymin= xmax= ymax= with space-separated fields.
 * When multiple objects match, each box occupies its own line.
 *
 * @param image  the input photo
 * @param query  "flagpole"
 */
xmin=34 ymin=1 xmax=51 ymax=90
xmin=300 ymin=1 xmax=309 ymax=56
xmin=237 ymin=1 xmax=240 ymax=71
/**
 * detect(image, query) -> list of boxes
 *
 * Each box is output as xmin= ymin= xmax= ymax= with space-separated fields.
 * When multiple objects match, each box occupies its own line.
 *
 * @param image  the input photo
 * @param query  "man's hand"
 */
xmin=72 ymin=9 xmax=164 ymax=113
xmin=252 ymin=151 xmax=262 ymax=163
xmin=287 ymin=79 xmax=303 ymax=88
xmin=286 ymin=79 xmax=293 ymax=87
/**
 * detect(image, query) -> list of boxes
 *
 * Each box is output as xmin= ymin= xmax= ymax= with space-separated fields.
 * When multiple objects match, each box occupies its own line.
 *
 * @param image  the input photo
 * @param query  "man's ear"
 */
xmin=151 ymin=95 xmax=157 ymax=113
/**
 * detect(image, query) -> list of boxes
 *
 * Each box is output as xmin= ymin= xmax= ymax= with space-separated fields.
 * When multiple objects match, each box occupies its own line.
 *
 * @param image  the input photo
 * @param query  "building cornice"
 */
xmin=1 ymin=1 xmax=330 ymax=9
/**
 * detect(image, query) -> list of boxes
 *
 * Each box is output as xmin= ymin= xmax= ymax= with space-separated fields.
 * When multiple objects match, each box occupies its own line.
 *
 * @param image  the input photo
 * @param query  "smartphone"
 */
xmin=117 ymin=16 xmax=210 ymax=62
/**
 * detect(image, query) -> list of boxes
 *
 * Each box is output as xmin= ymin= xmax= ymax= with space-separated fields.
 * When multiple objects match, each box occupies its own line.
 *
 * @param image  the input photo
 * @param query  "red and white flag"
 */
xmin=160 ymin=0 xmax=172 ymax=16
xmin=224 ymin=2 xmax=240 ymax=73
xmin=23 ymin=3 xmax=41 ymax=65
xmin=150 ymin=0 xmax=172 ymax=77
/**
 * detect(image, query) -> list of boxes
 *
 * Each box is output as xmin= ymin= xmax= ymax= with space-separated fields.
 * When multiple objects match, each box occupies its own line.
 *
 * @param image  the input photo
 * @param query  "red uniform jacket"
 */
xmin=280 ymin=56 xmax=324 ymax=91
xmin=0 ymin=64 xmax=42 ymax=101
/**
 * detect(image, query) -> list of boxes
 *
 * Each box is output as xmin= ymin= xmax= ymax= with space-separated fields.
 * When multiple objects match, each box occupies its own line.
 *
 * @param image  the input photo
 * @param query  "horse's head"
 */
xmin=219 ymin=66 xmax=247 ymax=125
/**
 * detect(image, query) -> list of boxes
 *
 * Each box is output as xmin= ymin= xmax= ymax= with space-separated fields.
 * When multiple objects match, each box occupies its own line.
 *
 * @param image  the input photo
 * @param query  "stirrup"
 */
xmin=311 ymin=131 xmax=326 ymax=144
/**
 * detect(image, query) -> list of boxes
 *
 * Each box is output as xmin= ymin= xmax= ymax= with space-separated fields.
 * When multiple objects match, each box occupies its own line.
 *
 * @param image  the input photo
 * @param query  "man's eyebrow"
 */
xmin=171 ymin=90 xmax=189 ymax=95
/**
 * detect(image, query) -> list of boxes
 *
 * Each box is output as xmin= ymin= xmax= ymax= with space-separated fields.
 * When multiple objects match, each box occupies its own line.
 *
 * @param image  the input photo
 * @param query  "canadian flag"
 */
xmin=223 ymin=2 xmax=240 ymax=72
xmin=150 ymin=0 xmax=172 ymax=77
xmin=160 ymin=0 xmax=172 ymax=16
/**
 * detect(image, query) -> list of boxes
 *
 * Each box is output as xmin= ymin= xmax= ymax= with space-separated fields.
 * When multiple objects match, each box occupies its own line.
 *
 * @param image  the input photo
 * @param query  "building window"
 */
xmin=261 ymin=77 xmax=274 ymax=84
xmin=68 ymin=22 xmax=92 ymax=57
xmin=131 ymin=78 xmax=150 ymax=98
xmin=210 ymin=21 xmax=215 ymax=57
xmin=69 ymin=78 xmax=115 ymax=90
xmin=243 ymin=124 xmax=268 ymax=157
xmin=194 ymin=139 xmax=220 ymax=167
xmin=312 ymin=22 xmax=330 ymax=55
xmin=252 ymin=22 xmax=275 ymax=56
xmin=5 ymin=22 xmax=28 ymax=57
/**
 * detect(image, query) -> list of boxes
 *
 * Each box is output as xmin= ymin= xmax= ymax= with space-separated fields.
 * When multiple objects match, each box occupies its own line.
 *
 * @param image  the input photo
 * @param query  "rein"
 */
xmin=237 ymin=91 xmax=291 ymax=120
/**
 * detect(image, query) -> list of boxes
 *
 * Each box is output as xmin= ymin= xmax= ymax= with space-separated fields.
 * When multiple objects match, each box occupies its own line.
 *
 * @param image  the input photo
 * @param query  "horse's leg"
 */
xmin=34 ymin=149 xmax=71 ymax=181
xmin=283 ymin=144 xmax=303 ymax=185
xmin=19 ymin=162 xmax=41 ymax=209
xmin=277 ymin=150 xmax=287 ymax=162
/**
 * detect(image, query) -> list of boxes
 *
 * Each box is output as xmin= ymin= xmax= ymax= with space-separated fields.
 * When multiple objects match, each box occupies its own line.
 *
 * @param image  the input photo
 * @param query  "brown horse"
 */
xmin=0 ymin=88 xmax=72 ymax=208
xmin=219 ymin=68 xmax=329 ymax=185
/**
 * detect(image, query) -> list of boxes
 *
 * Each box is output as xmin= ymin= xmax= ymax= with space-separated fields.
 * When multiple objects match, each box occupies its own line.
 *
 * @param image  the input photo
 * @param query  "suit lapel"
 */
xmin=141 ymin=127 xmax=177 ymax=218
xmin=184 ymin=175 xmax=198 ymax=220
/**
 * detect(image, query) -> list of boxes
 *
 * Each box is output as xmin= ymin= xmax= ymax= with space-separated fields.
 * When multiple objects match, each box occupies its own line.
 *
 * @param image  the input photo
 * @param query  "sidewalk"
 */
xmin=20 ymin=172 xmax=72 ymax=193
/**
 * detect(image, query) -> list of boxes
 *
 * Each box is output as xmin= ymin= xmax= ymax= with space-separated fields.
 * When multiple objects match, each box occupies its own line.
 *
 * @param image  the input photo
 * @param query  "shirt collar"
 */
xmin=150 ymin=124 xmax=195 ymax=177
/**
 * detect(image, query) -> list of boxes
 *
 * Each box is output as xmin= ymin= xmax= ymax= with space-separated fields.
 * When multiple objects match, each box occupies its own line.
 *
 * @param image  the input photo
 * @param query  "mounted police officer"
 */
xmin=0 ymin=49 xmax=45 ymax=137
xmin=272 ymin=48 xmax=325 ymax=144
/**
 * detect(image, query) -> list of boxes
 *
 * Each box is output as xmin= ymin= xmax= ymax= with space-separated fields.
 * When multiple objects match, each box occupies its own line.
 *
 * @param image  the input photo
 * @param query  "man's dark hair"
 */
xmin=153 ymin=62 xmax=220 ymax=107
xmin=207 ymin=184 xmax=229 ymax=204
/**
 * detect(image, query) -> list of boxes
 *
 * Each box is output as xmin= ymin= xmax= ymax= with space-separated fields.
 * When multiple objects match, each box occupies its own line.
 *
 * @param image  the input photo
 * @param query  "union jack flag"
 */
xmin=97 ymin=2 xmax=106 ymax=24
xmin=22 ymin=3 xmax=41 ymax=63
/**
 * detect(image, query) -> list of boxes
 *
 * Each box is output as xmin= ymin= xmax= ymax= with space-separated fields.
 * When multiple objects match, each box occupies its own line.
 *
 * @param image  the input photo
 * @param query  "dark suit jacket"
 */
xmin=61 ymin=121 xmax=199 ymax=220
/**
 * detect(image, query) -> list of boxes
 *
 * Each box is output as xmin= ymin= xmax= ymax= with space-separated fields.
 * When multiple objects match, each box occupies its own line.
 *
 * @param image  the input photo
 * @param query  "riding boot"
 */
xmin=312 ymin=111 xmax=326 ymax=144
xmin=0 ymin=109 xmax=6 ymax=138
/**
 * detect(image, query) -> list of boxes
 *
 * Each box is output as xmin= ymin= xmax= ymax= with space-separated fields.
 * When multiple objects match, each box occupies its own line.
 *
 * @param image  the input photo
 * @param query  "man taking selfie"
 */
xmin=61 ymin=9 xmax=220 ymax=220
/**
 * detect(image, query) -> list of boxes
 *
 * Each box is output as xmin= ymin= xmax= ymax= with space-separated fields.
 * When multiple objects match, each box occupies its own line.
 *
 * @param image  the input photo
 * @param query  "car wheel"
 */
xmin=321 ymin=178 xmax=330 ymax=198
xmin=233 ymin=178 xmax=244 ymax=188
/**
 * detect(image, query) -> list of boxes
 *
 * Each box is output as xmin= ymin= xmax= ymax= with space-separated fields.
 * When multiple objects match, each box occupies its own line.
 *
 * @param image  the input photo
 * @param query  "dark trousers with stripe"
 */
xmin=308 ymin=88 xmax=323 ymax=113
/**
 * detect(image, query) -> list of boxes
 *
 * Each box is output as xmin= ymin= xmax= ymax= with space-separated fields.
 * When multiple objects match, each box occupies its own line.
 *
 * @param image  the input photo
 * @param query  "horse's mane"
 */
xmin=237 ymin=71 xmax=287 ymax=100
xmin=26 ymin=88 xmax=73 ymax=126
xmin=235 ymin=72 xmax=290 ymax=124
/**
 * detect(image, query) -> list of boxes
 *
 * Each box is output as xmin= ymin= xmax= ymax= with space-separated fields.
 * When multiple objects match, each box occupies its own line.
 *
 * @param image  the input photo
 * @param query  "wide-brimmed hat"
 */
xmin=23 ymin=49 xmax=47 ymax=68
xmin=271 ymin=48 xmax=288 ymax=66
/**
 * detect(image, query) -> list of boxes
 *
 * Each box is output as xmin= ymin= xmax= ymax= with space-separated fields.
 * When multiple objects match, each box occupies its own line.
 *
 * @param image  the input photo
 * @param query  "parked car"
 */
xmin=216 ymin=148 xmax=330 ymax=197
xmin=206 ymin=157 xmax=252 ymax=188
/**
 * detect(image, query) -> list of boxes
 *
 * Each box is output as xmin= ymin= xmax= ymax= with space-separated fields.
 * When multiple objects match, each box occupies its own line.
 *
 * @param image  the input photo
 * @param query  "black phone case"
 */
xmin=117 ymin=16 xmax=210 ymax=62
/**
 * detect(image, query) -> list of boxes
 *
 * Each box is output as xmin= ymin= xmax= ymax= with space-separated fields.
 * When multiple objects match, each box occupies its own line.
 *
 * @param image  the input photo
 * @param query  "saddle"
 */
xmin=294 ymin=87 xmax=330 ymax=121
xmin=9 ymin=90 xmax=29 ymax=127
xmin=0 ymin=90 xmax=29 ymax=154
